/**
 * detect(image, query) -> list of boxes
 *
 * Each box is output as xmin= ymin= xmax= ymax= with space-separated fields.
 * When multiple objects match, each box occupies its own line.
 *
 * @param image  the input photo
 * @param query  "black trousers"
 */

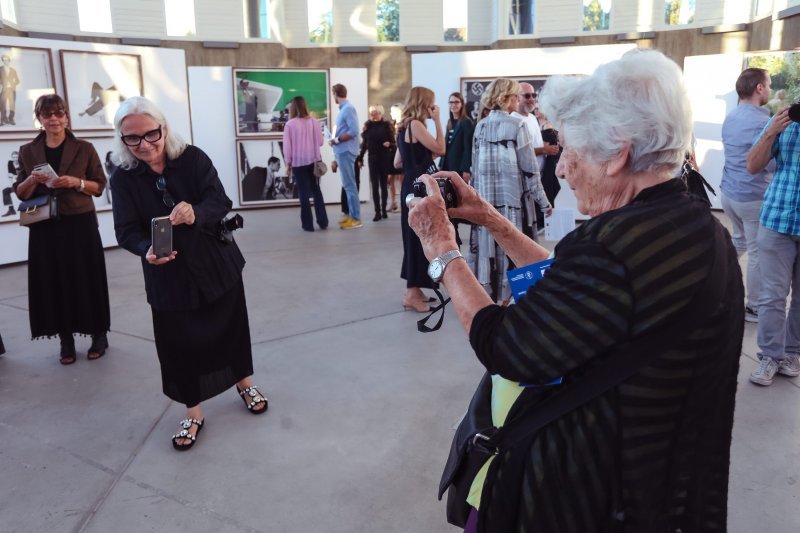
xmin=368 ymin=157 xmax=388 ymax=214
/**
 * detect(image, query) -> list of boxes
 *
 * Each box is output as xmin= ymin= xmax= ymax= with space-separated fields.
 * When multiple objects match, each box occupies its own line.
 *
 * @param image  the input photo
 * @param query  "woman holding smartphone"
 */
xmin=111 ymin=97 xmax=267 ymax=451
xmin=13 ymin=94 xmax=110 ymax=365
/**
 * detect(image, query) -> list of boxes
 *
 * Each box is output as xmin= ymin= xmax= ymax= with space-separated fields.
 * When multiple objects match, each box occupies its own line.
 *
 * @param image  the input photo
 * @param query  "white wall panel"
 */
xmin=281 ymin=0 xmax=308 ymax=48
xmin=400 ymin=0 xmax=442 ymax=45
xmin=195 ymin=0 xmax=245 ymax=41
xmin=110 ymin=0 xmax=167 ymax=38
xmin=16 ymin=0 xmax=79 ymax=33
xmin=536 ymin=0 xmax=581 ymax=37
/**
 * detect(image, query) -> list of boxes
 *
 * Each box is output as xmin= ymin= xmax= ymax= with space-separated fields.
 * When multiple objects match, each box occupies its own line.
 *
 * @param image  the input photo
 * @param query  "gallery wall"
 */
xmin=188 ymin=66 xmax=370 ymax=211
xmin=0 ymin=35 xmax=191 ymax=266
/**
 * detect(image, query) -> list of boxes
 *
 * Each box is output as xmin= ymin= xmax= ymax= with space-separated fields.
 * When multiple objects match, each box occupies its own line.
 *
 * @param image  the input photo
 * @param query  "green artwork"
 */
xmin=745 ymin=51 xmax=800 ymax=115
xmin=233 ymin=69 xmax=330 ymax=137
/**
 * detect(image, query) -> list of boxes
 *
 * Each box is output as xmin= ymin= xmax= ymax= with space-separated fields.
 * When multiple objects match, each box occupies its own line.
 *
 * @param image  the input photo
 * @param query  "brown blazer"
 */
xmin=13 ymin=130 xmax=105 ymax=216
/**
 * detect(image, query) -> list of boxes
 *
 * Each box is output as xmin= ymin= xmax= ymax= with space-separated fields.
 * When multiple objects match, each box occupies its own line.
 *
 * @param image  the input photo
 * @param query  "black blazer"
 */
xmin=111 ymin=145 xmax=245 ymax=312
xmin=440 ymin=117 xmax=474 ymax=175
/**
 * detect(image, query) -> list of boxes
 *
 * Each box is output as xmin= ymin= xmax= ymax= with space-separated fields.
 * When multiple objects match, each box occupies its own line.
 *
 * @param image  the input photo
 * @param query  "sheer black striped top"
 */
xmin=469 ymin=178 xmax=744 ymax=532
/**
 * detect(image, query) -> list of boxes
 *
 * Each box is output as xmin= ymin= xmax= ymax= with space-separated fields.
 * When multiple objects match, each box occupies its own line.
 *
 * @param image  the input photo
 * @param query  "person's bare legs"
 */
xmin=403 ymin=287 xmax=430 ymax=312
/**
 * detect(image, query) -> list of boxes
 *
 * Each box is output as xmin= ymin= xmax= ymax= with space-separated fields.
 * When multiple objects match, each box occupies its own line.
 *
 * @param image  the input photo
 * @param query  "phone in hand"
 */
xmin=32 ymin=163 xmax=59 ymax=188
xmin=151 ymin=216 xmax=172 ymax=259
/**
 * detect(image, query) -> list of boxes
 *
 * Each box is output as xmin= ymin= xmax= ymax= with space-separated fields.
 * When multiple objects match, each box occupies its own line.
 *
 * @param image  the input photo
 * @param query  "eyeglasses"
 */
xmin=155 ymin=176 xmax=175 ymax=208
xmin=520 ymin=92 xmax=537 ymax=99
xmin=40 ymin=110 xmax=66 ymax=119
xmin=121 ymin=126 xmax=163 ymax=147
xmin=448 ymin=100 xmax=461 ymax=105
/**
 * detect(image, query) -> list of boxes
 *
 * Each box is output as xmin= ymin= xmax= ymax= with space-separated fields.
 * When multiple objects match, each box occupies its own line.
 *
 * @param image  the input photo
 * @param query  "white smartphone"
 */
xmin=151 ymin=216 xmax=172 ymax=258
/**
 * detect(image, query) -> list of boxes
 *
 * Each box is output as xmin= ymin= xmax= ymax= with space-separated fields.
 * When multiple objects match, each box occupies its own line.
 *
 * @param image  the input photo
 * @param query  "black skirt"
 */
xmin=27 ymin=211 xmax=110 ymax=339
xmin=152 ymin=277 xmax=254 ymax=407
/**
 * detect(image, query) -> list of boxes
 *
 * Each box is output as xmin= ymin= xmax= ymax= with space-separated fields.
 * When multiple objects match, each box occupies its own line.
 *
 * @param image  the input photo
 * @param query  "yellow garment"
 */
xmin=465 ymin=374 xmax=524 ymax=510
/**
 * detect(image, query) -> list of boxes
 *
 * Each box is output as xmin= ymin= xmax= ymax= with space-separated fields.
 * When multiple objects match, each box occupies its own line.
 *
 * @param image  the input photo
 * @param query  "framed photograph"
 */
xmin=60 ymin=51 xmax=144 ymax=132
xmin=0 ymin=45 xmax=56 ymax=134
xmin=84 ymin=136 xmax=116 ymax=212
xmin=236 ymin=138 xmax=299 ymax=207
xmin=233 ymin=68 xmax=329 ymax=138
xmin=460 ymin=76 xmax=549 ymax=122
xmin=743 ymin=50 xmax=800 ymax=115
xmin=0 ymin=137 xmax=28 ymax=224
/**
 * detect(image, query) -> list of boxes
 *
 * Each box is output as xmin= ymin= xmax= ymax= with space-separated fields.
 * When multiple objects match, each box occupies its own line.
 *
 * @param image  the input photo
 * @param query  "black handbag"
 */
xmin=438 ymin=222 xmax=729 ymax=528
xmin=681 ymin=159 xmax=715 ymax=206
xmin=18 ymin=194 xmax=58 ymax=226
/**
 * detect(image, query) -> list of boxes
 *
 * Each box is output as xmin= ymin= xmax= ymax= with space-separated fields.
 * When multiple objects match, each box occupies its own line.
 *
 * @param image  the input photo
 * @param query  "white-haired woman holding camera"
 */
xmin=409 ymin=49 xmax=742 ymax=532
xmin=110 ymin=97 xmax=267 ymax=452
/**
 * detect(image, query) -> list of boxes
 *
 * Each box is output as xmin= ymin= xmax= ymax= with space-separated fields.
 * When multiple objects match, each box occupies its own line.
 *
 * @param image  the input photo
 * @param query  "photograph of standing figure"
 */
xmin=2 ymin=149 xmax=19 ymax=217
xmin=0 ymin=45 xmax=55 ymax=133
xmin=0 ymin=53 xmax=20 ymax=126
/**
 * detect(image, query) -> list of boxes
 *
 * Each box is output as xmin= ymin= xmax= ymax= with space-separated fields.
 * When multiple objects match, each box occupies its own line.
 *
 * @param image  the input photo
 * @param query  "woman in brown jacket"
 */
xmin=13 ymin=94 xmax=110 ymax=365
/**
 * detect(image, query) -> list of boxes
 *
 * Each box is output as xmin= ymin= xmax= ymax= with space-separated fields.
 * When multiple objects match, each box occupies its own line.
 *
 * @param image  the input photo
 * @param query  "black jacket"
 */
xmin=440 ymin=117 xmax=474 ymax=175
xmin=111 ymin=145 xmax=245 ymax=311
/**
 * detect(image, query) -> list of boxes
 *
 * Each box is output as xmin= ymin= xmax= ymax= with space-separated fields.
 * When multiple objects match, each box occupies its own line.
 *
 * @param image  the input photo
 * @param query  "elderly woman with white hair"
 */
xmin=409 ymin=49 xmax=743 ymax=532
xmin=110 ymin=97 xmax=267 ymax=452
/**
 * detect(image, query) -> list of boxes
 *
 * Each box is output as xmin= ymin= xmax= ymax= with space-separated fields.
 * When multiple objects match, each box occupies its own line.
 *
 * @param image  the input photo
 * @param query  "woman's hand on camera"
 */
xmin=170 ymin=201 xmax=195 ymax=226
xmin=145 ymin=245 xmax=177 ymax=265
xmin=442 ymin=171 xmax=494 ymax=227
xmin=407 ymin=174 xmax=458 ymax=261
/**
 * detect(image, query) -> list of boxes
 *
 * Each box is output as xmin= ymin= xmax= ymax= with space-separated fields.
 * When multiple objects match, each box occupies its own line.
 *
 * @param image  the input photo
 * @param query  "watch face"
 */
xmin=428 ymin=259 xmax=444 ymax=280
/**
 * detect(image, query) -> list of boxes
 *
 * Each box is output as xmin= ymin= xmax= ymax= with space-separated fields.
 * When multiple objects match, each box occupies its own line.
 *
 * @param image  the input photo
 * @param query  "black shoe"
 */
xmin=60 ymin=335 xmax=76 ymax=365
xmin=1 ymin=207 xmax=14 ymax=217
xmin=382 ymin=210 xmax=388 ymax=219
xmin=373 ymin=213 xmax=382 ymax=222
xmin=88 ymin=334 xmax=109 ymax=360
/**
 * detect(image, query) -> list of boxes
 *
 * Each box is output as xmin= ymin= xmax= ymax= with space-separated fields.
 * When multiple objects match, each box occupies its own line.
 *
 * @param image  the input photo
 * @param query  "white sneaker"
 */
xmin=778 ymin=355 xmax=800 ymax=377
xmin=750 ymin=357 xmax=779 ymax=386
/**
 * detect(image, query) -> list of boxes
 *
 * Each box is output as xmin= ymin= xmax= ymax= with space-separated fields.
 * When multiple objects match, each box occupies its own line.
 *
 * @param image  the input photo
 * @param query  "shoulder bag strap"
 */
xmin=487 ymin=222 xmax=729 ymax=452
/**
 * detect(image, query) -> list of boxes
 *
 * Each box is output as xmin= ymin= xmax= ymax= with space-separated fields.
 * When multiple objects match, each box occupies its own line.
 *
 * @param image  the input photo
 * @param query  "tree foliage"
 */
xmin=583 ymin=0 xmax=610 ymax=31
xmin=309 ymin=10 xmax=333 ymax=43
xmin=377 ymin=0 xmax=400 ymax=42
xmin=665 ymin=0 xmax=695 ymax=25
xmin=444 ymin=27 xmax=466 ymax=42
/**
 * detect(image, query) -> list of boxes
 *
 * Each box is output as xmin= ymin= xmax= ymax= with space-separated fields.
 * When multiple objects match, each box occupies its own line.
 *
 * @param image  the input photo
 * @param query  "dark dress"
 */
xmin=468 ymin=180 xmax=743 ymax=532
xmin=539 ymin=127 xmax=562 ymax=206
xmin=358 ymin=119 xmax=395 ymax=215
xmin=397 ymin=125 xmax=436 ymax=289
xmin=14 ymin=131 xmax=110 ymax=340
xmin=111 ymin=145 xmax=252 ymax=407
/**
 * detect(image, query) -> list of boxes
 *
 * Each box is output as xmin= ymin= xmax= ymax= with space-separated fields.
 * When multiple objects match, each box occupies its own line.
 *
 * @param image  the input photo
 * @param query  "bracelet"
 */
xmin=79 ymin=179 xmax=85 ymax=192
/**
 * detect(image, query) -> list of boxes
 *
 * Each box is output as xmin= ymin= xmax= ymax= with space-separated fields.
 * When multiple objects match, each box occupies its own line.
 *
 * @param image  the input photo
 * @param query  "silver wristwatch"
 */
xmin=427 ymin=249 xmax=464 ymax=283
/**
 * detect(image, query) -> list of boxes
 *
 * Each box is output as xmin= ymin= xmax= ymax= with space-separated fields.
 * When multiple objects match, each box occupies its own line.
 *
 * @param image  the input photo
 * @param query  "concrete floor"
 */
xmin=0 ymin=205 xmax=798 ymax=533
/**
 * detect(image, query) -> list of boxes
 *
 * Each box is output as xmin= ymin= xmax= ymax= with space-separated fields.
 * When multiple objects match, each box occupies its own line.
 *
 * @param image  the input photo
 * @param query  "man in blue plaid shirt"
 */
xmin=747 ymin=105 xmax=800 ymax=386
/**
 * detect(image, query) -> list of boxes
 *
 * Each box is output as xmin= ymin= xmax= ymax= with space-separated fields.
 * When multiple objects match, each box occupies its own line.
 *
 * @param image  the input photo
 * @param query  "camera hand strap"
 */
xmin=417 ymin=288 xmax=450 ymax=333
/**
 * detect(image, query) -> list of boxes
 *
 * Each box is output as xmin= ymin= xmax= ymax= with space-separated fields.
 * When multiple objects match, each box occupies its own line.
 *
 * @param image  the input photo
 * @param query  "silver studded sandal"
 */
xmin=171 ymin=418 xmax=204 ymax=451
xmin=236 ymin=385 xmax=269 ymax=415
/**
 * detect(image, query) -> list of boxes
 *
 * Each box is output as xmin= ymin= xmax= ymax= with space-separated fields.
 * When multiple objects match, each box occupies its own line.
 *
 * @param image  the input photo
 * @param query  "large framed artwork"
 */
xmin=236 ymin=139 xmax=298 ymax=207
xmin=60 ymin=51 xmax=144 ymax=132
xmin=743 ymin=50 xmax=800 ymax=115
xmin=0 ymin=45 xmax=56 ymax=134
xmin=460 ymin=76 xmax=549 ymax=122
xmin=233 ymin=68 xmax=329 ymax=137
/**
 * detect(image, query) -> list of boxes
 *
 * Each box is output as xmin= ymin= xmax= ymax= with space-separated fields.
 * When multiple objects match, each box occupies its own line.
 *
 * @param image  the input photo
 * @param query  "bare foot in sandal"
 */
xmin=172 ymin=405 xmax=204 ymax=450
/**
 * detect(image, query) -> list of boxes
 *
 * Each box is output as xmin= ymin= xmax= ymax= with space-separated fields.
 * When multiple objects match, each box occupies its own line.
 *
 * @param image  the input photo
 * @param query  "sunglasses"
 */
xmin=121 ymin=126 xmax=163 ymax=147
xmin=40 ymin=110 xmax=66 ymax=119
xmin=155 ymin=175 xmax=175 ymax=208
xmin=520 ymin=92 xmax=537 ymax=99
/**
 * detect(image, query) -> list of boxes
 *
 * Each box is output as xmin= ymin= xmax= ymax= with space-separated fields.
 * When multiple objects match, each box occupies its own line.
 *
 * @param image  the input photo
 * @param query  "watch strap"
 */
xmin=431 ymin=249 xmax=464 ymax=282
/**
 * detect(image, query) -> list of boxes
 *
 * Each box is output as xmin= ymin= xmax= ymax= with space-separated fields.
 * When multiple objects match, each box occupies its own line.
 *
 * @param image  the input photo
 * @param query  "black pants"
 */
xmin=368 ymin=157 xmax=388 ymax=214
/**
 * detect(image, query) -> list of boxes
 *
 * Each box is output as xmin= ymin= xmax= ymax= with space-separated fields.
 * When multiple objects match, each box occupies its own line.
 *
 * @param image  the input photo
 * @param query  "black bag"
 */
xmin=438 ymin=222 xmax=729 ymax=529
xmin=18 ymin=194 xmax=58 ymax=226
xmin=681 ymin=160 xmax=715 ymax=206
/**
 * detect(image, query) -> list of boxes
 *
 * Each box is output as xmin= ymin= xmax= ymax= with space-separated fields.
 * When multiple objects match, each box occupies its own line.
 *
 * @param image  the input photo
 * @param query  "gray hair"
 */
xmin=111 ymin=96 xmax=186 ymax=170
xmin=539 ymin=49 xmax=692 ymax=175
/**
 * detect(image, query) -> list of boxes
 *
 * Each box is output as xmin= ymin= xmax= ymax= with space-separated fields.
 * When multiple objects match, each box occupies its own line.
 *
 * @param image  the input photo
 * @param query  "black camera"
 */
xmin=217 ymin=213 xmax=244 ymax=243
xmin=412 ymin=177 xmax=458 ymax=209
xmin=789 ymin=102 xmax=800 ymax=123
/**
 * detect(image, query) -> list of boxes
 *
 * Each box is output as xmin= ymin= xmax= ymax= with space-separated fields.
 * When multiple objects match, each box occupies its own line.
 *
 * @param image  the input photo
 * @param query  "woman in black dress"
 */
xmin=358 ymin=104 xmax=395 ymax=221
xmin=535 ymin=109 xmax=562 ymax=206
xmin=440 ymin=92 xmax=474 ymax=182
xmin=110 ymin=97 xmax=266 ymax=451
xmin=13 ymin=94 xmax=110 ymax=364
xmin=393 ymin=87 xmax=445 ymax=313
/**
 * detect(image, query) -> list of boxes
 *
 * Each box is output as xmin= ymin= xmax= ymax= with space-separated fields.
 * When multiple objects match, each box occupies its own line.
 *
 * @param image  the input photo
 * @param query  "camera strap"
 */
xmin=417 ymin=288 xmax=450 ymax=333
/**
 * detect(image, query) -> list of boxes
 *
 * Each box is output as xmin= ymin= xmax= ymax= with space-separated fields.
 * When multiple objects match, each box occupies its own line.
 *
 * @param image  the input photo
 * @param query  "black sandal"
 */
xmin=236 ymin=385 xmax=269 ymax=415
xmin=87 ymin=334 xmax=109 ymax=360
xmin=171 ymin=418 xmax=204 ymax=451
xmin=59 ymin=338 xmax=76 ymax=365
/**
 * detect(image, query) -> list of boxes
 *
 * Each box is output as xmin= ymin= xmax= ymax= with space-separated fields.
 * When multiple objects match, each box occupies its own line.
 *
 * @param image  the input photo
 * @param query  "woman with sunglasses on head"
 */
xmin=110 ymin=96 xmax=266 ymax=452
xmin=13 ymin=94 xmax=110 ymax=365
